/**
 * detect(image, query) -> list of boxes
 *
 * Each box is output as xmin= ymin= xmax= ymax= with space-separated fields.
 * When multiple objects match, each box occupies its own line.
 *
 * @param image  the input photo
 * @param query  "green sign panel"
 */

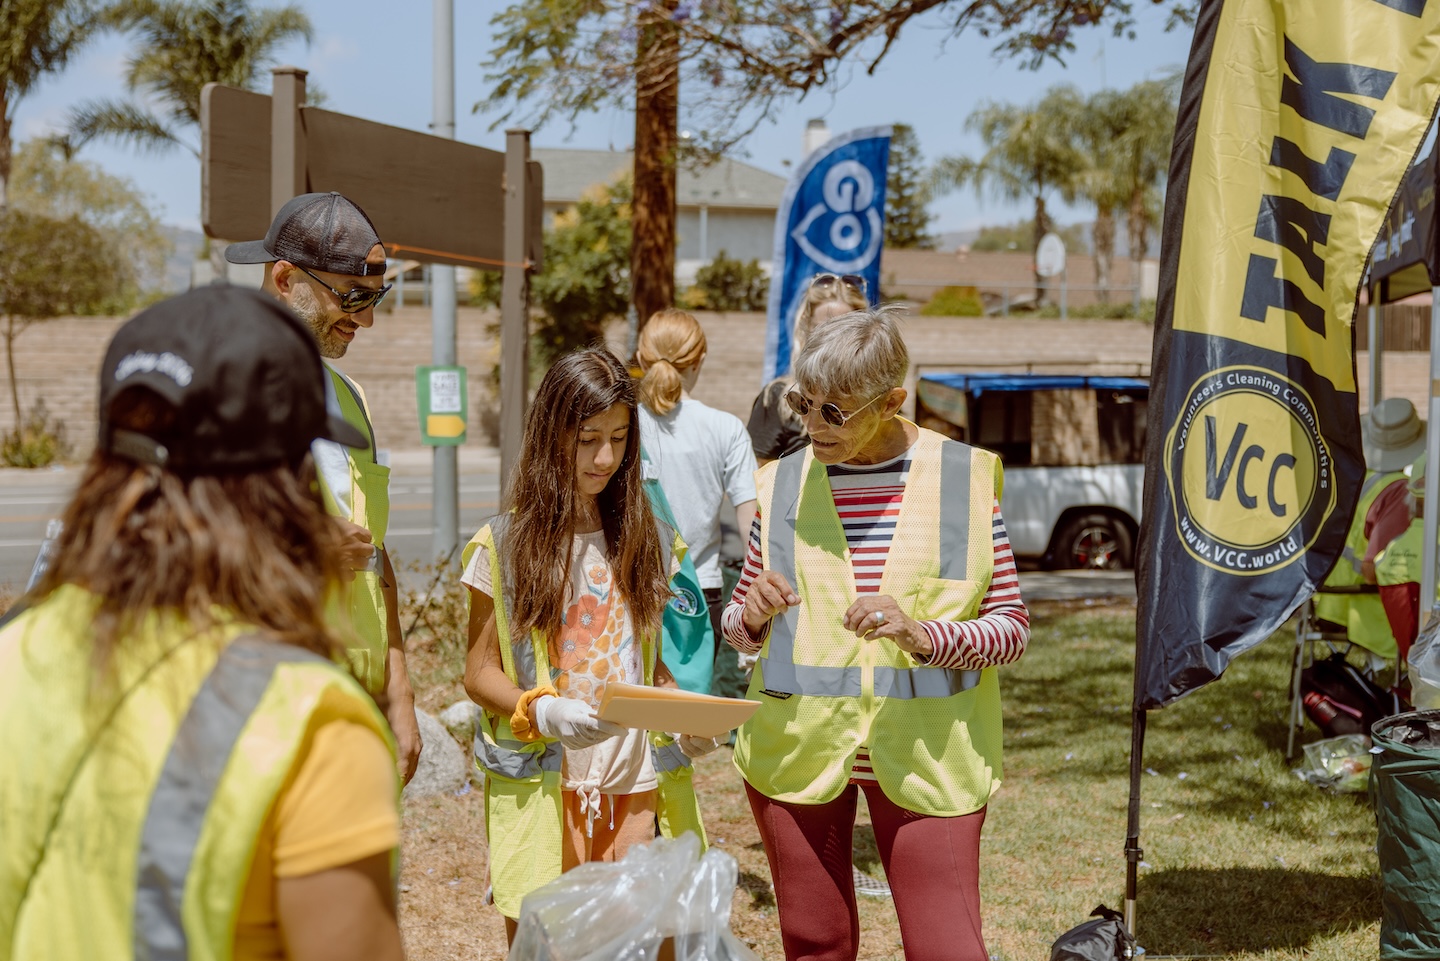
xmin=416 ymin=365 xmax=468 ymax=446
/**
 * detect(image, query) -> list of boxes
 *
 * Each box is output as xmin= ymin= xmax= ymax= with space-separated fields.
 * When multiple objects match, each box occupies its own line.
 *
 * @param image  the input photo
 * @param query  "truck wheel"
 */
xmin=1054 ymin=513 xmax=1133 ymax=570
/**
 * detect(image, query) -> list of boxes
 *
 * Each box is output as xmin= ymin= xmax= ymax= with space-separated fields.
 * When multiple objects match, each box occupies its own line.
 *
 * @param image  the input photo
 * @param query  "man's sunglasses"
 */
xmin=809 ymin=272 xmax=867 ymax=295
xmin=296 ymin=264 xmax=392 ymax=314
xmin=785 ymin=389 xmax=887 ymax=428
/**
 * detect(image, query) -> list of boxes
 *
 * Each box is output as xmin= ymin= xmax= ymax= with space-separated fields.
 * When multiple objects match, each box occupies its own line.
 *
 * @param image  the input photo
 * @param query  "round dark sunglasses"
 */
xmin=785 ymin=389 xmax=886 ymax=428
xmin=296 ymin=264 xmax=392 ymax=314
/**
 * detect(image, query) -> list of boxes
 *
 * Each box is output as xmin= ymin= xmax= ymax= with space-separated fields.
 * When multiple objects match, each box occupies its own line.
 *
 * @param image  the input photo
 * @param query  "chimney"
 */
xmin=803 ymin=118 xmax=831 ymax=158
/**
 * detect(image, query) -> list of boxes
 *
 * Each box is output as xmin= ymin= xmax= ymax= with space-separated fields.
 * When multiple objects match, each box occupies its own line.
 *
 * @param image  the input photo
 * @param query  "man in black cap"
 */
xmin=228 ymin=192 xmax=421 ymax=783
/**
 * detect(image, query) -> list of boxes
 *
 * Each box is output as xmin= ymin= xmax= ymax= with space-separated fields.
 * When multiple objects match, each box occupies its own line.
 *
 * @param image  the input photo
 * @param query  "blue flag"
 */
xmin=763 ymin=126 xmax=891 ymax=382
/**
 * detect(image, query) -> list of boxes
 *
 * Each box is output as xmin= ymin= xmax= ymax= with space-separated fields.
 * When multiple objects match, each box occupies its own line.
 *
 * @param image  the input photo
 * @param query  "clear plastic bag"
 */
xmin=507 ymin=834 xmax=760 ymax=961
xmin=1410 ymin=606 xmax=1440 ymax=709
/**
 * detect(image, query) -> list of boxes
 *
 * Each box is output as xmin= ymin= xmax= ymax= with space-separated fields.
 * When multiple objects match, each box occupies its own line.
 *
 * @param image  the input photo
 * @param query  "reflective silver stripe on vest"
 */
xmin=651 ymin=740 xmax=693 ymax=774
xmin=938 ymin=440 xmax=973 ymax=580
xmin=759 ymin=445 xmax=979 ymax=700
xmin=134 ymin=636 xmax=328 ymax=960
xmin=473 ymin=733 xmax=562 ymax=779
xmin=874 ymin=665 xmax=981 ymax=698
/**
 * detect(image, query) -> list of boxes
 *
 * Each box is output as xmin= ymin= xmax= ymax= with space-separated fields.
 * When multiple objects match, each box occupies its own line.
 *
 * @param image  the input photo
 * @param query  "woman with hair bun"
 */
xmin=637 ymin=309 xmax=759 ymax=698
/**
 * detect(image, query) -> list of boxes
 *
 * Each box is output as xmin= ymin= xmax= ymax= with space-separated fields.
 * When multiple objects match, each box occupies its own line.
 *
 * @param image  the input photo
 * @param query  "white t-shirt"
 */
xmin=638 ymin=397 xmax=758 ymax=589
xmin=462 ymin=530 xmax=657 ymax=795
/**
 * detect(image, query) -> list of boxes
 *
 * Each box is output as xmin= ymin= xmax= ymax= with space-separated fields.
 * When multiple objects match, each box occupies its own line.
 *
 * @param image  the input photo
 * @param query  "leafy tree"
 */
xmin=481 ymin=0 xmax=1194 ymax=333
xmin=688 ymin=251 xmax=768 ymax=311
xmin=64 ymin=0 xmax=312 ymax=159
xmin=0 ymin=209 xmax=125 ymax=441
xmin=9 ymin=139 xmax=171 ymax=307
xmin=531 ymin=176 xmax=633 ymax=367
xmin=932 ymin=84 xmax=1087 ymax=302
xmin=0 ymin=0 xmax=113 ymax=208
xmin=971 ymin=218 xmax=1086 ymax=254
xmin=886 ymin=123 xmax=934 ymax=250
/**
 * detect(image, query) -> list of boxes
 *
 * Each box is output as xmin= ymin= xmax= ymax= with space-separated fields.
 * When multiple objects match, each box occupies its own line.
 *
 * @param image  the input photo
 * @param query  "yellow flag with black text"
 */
xmin=1135 ymin=0 xmax=1440 ymax=708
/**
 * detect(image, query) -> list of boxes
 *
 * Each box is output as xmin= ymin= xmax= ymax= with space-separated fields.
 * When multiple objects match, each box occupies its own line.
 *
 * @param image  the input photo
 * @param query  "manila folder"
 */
xmin=598 ymin=682 xmax=759 ymax=738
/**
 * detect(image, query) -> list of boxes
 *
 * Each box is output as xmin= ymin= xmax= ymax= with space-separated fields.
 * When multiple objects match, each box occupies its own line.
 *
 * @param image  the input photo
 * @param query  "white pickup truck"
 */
xmin=915 ymin=372 xmax=1148 ymax=570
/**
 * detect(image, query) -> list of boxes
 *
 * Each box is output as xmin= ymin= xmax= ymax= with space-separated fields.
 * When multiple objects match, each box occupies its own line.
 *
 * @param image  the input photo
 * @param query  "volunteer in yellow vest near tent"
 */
xmin=721 ymin=309 xmax=1032 ymax=961
xmin=227 ymin=192 xmax=421 ymax=783
xmin=0 ymin=287 xmax=404 ymax=961
xmin=459 ymin=349 xmax=713 ymax=944
xmin=1313 ymin=397 xmax=1424 ymax=660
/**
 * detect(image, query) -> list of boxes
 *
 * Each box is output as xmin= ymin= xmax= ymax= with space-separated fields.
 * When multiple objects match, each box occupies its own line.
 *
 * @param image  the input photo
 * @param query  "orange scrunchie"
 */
xmin=511 ymin=685 xmax=559 ymax=742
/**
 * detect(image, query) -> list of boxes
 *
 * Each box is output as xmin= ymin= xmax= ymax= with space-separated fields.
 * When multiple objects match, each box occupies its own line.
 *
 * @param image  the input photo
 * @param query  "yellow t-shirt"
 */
xmin=233 ymin=716 xmax=400 ymax=960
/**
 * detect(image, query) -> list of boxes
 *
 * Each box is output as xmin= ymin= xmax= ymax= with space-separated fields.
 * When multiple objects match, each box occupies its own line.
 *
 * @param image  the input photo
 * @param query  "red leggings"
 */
xmin=745 ymin=780 xmax=987 ymax=961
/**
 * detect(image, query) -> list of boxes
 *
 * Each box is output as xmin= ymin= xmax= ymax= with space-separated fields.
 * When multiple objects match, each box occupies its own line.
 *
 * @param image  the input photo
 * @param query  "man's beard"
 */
xmin=290 ymin=283 xmax=348 ymax=359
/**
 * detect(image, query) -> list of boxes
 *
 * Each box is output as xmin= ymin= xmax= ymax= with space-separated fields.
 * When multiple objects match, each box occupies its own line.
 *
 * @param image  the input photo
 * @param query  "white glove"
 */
xmin=675 ymin=733 xmax=727 ymax=759
xmin=533 ymin=695 xmax=627 ymax=749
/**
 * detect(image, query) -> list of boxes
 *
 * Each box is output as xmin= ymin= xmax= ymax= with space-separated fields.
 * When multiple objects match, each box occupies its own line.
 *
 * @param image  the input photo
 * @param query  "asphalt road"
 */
xmin=0 ymin=465 xmax=501 ymax=597
xmin=1 ymin=463 xmax=1136 ymax=603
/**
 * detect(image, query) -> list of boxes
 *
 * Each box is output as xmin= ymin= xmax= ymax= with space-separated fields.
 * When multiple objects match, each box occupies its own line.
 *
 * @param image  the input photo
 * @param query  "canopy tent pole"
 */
xmin=1422 ymin=290 xmax=1440 ymax=626
xmin=1370 ymin=282 xmax=1384 ymax=411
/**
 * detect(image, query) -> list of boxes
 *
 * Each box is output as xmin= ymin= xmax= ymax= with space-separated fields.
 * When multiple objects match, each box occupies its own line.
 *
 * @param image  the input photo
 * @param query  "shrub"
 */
xmin=690 ymin=251 xmax=768 ymax=311
xmin=920 ymin=285 xmax=985 ymax=317
xmin=2 ymin=400 xmax=72 ymax=468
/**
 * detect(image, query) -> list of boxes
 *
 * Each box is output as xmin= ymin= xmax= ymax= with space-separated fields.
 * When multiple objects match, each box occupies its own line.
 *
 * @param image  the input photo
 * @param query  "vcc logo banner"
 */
xmin=763 ymin=126 xmax=891 ymax=382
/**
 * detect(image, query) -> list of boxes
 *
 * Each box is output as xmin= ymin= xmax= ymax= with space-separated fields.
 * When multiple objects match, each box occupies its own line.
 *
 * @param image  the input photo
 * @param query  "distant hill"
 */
xmin=162 ymin=225 xmax=206 ymax=294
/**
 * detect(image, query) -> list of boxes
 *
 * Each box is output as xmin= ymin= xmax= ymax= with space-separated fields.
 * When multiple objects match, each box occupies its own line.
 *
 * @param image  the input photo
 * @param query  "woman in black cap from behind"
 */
xmin=0 ymin=287 xmax=405 ymax=961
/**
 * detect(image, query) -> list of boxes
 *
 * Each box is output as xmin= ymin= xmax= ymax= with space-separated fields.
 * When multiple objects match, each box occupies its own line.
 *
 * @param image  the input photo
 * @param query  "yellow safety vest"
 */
xmin=320 ymin=365 xmax=392 ymax=696
xmin=0 ymin=585 xmax=394 ymax=961
xmin=461 ymin=515 xmax=706 ymax=919
xmin=1314 ymin=469 xmax=1404 ymax=659
xmin=1376 ymin=517 xmax=1427 ymax=589
xmin=734 ymin=427 xmax=1004 ymax=816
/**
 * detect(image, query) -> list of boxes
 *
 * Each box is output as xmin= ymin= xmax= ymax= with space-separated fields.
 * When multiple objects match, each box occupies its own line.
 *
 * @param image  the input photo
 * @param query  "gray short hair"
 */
xmin=793 ymin=306 xmax=909 ymax=402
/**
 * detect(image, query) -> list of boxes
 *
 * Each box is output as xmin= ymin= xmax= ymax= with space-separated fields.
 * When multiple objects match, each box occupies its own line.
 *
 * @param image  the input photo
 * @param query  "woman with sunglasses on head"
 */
xmin=722 ymin=308 xmax=1031 ymax=961
xmin=746 ymin=272 xmax=870 ymax=464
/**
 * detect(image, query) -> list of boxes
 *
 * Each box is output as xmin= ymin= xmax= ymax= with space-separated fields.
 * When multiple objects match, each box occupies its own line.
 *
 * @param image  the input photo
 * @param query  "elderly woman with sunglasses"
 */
xmin=722 ymin=308 xmax=1030 ymax=961
xmin=747 ymin=272 xmax=870 ymax=464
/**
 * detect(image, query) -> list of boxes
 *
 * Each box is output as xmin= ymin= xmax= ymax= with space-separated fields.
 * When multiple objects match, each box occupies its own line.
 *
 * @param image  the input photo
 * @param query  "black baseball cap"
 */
xmin=98 ymin=286 xmax=369 ymax=471
xmin=225 ymin=191 xmax=387 ymax=277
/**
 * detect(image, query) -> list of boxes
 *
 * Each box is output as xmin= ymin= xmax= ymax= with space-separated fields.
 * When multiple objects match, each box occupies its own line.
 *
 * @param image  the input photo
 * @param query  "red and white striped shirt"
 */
xmin=721 ymin=447 xmax=1030 ymax=782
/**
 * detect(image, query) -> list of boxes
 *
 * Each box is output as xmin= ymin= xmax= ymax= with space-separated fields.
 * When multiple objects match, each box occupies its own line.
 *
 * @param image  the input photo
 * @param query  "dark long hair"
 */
xmin=34 ymin=388 xmax=348 ymax=673
xmin=503 ymin=348 xmax=670 ymax=644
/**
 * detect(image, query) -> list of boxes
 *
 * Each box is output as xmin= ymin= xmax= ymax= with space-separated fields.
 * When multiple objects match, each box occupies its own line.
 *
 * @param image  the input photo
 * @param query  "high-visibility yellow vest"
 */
xmin=461 ymin=515 xmax=706 ymax=919
xmin=0 ymin=585 xmax=394 ymax=961
xmin=734 ymin=427 xmax=1003 ymax=816
xmin=320 ymin=365 xmax=392 ymax=696
xmin=1376 ymin=517 xmax=1427 ymax=589
xmin=1315 ymin=469 xmax=1404 ymax=660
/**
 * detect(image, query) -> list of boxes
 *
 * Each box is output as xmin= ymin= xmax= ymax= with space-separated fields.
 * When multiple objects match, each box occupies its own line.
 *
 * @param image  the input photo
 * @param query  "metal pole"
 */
xmin=499 ymin=129 xmax=533 ymax=499
xmin=1422 ymin=290 xmax=1440 ymax=626
xmin=431 ymin=0 xmax=459 ymax=564
xmin=1060 ymin=267 xmax=1068 ymax=321
xmin=699 ymin=204 xmax=709 ymax=262
xmin=1369 ymin=284 xmax=1384 ymax=411
xmin=270 ymin=67 xmax=307 ymax=215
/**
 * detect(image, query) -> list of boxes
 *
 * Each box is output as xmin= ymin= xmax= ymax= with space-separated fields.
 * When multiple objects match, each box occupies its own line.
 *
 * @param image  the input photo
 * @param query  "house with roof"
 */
xmin=532 ymin=147 xmax=786 ymax=284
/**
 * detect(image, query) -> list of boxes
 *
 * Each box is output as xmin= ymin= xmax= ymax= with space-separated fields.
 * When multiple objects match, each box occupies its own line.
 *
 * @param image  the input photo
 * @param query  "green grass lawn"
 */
xmin=977 ymin=601 xmax=1381 ymax=960
xmin=397 ymin=596 xmax=1387 ymax=960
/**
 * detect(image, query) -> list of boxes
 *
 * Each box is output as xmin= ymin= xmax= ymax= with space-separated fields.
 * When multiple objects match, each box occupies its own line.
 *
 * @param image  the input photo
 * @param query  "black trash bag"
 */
xmin=1051 ymin=905 xmax=1135 ymax=961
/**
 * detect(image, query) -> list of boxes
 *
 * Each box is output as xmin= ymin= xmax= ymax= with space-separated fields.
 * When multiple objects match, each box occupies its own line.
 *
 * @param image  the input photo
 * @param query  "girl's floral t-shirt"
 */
xmin=463 ymin=529 xmax=656 ymax=795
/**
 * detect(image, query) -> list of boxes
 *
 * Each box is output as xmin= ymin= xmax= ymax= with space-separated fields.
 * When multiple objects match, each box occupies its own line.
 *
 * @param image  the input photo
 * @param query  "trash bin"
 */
xmin=1372 ymin=710 xmax=1440 ymax=959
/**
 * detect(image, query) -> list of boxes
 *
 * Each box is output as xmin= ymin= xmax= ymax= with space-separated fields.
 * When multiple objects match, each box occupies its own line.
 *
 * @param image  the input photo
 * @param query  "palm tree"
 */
xmin=65 ymin=0 xmax=312 ymax=159
xmin=0 ymin=0 xmax=113 ymax=209
xmin=1108 ymin=77 xmax=1180 ymax=306
xmin=1075 ymin=89 xmax=1133 ymax=303
xmin=932 ymin=85 xmax=1087 ymax=305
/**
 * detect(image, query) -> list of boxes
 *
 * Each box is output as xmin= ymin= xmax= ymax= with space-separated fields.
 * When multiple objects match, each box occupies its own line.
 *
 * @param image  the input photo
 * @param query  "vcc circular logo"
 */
xmin=1163 ymin=365 xmax=1335 ymax=575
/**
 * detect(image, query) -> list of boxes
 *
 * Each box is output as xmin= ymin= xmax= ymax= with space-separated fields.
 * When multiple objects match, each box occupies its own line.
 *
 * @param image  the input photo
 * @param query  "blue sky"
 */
xmin=10 ymin=1 xmax=1194 ymax=237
